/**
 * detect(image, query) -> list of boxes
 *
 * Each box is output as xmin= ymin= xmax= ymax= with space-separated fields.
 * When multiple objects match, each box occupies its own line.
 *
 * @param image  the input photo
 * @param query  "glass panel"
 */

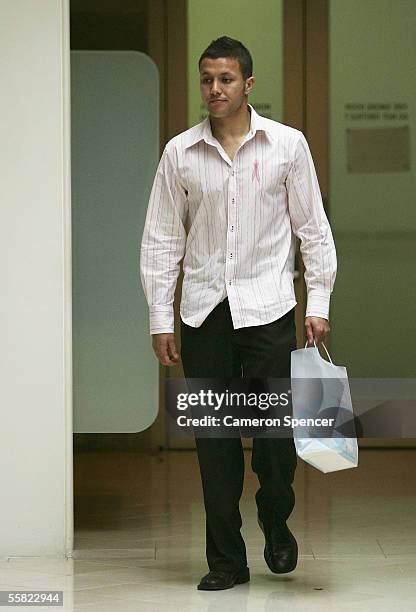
xmin=71 ymin=51 xmax=159 ymax=431
xmin=187 ymin=0 xmax=283 ymax=125
xmin=329 ymin=0 xmax=416 ymax=376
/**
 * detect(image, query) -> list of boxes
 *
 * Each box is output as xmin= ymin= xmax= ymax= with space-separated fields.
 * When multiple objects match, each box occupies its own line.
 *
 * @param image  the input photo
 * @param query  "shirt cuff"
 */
xmin=305 ymin=290 xmax=331 ymax=320
xmin=149 ymin=305 xmax=175 ymax=335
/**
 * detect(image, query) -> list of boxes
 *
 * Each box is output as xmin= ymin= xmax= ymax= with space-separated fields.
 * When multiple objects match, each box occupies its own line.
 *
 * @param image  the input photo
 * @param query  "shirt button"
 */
xmin=228 ymin=280 xmax=232 ymax=286
xmin=231 ymin=170 xmax=235 ymax=176
xmin=232 ymin=198 xmax=235 ymax=203
xmin=230 ymin=226 xmax=234 ymax=232
xmin=230 ymin=253 xmax=233 ymax=258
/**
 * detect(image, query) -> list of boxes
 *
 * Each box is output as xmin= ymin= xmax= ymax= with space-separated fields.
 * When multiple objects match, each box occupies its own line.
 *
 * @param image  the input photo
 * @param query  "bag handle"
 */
xmin=304 ymin=340 xmax=333 ymax=364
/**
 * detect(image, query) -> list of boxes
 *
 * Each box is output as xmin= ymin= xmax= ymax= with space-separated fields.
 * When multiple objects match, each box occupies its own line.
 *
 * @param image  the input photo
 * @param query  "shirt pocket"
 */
xmin=182 ymin=144 xmax=228 ymax=203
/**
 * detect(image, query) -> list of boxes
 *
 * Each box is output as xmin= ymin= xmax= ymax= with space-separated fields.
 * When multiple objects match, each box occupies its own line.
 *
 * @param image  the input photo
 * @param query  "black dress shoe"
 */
xmin=258 ymin=516 xmax=298 ymax=574
xmin=197 ymin=566 xmax=250 ymax=590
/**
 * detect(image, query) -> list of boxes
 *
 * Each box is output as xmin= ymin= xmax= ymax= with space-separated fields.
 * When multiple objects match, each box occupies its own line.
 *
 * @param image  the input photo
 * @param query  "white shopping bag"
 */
xmin=290 ymin=342 xmax=358 ymax=473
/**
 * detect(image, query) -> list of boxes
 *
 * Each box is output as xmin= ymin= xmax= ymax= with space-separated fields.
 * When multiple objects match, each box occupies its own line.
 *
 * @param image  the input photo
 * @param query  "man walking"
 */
xmin=140 ymin=36 xmax=337 ymax=590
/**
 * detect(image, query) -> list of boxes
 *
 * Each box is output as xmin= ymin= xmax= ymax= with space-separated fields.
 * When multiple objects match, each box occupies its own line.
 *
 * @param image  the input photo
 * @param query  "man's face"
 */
xmin=199 ymin=57 xmax=254 ymax=118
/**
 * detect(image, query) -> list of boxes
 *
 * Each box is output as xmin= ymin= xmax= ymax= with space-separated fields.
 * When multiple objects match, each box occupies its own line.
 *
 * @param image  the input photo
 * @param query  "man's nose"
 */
xmin=210 ymin=79 xmax=222 ymax=95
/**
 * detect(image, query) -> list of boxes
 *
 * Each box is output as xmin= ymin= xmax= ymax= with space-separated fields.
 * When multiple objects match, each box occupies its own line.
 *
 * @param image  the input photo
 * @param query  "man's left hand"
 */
xmin=305 ymin=316 xmax=331 ymax=345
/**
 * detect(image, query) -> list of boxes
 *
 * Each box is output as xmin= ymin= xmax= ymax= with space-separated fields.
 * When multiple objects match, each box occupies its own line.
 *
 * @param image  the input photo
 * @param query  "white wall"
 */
xmin=0 ymin=0 xmax=72 ymax=556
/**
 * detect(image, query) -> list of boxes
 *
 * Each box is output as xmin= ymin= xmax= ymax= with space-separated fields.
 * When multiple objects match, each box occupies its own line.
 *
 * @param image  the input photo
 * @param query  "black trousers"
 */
xmin=180 ymin=297 xmax=298 ymax=573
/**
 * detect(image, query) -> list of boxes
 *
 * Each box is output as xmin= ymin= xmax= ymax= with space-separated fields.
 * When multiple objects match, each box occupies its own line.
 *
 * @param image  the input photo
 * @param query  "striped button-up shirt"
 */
xmin=140 ymin=104 xmax=337 ymax=335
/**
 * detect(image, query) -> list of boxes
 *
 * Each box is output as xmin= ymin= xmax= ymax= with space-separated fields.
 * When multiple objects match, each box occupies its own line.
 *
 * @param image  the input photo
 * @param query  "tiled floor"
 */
xmin=1 ymin=448 xmax=416 ymax=610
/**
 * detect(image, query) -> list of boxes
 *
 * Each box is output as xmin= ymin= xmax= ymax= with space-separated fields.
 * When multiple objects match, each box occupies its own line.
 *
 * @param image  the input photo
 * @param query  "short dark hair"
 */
xmin=198 ymin=36 xmax=253 ymax=80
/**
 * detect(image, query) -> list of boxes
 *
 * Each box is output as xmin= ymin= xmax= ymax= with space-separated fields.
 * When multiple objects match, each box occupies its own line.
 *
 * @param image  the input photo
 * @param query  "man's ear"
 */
xmin=245 ymin=76 xmax=255 ymax=93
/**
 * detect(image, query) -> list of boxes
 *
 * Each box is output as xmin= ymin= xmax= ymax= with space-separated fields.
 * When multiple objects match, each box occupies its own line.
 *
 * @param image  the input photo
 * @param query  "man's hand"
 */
xmin=152 ymin=333 xmax=180 ymax=366
xmin=305 ymin=316 xmax=331 ymax=346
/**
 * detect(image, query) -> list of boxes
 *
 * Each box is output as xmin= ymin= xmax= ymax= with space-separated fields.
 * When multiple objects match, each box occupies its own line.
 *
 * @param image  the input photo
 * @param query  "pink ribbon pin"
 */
xmin=252 ymin=159 xmax=260 ymax=184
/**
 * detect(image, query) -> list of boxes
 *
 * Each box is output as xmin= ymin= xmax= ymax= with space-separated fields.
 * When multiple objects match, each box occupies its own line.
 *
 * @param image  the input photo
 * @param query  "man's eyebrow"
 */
xmin=200 ymin=71 xmax=235 ymax=77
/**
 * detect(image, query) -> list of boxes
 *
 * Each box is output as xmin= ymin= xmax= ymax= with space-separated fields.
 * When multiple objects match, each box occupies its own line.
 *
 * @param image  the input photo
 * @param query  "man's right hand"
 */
xmin=152 ymin=333 xmax=180 ymax=366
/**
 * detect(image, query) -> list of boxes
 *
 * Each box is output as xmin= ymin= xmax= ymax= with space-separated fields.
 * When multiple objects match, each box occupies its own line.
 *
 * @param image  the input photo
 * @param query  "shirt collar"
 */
xmin=184 ymin=103 xmax=272 ymax=149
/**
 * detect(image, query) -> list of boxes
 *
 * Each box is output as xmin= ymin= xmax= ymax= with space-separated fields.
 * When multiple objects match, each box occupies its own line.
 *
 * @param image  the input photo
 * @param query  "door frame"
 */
xmin=148 ymin=0 xmax=397 ymax=451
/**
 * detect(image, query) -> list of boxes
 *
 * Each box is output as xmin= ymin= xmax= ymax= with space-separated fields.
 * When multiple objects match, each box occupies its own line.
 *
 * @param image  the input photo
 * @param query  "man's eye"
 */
xmin=223 ymin=79 xmax=232 ymax=84
xmin=201 ymin=79 xmax=211 ymax=84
